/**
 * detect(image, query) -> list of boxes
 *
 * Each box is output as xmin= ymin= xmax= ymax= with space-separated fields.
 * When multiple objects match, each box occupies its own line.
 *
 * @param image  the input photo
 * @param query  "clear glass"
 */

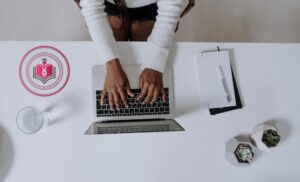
xmin=16 ymin=106 xmax=50 ymax=134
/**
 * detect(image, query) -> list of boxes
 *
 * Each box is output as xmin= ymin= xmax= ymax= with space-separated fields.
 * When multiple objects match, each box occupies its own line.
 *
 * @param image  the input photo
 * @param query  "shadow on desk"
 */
xmin=0 ymin=124 xmax=14 ymax=182
xmin=44 ymin=91 xmax=87 ymax=126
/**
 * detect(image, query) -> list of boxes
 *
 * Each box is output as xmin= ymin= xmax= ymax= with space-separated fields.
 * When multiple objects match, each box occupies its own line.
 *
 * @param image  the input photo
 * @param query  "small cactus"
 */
xmin=262 ymin=129 xmax=280 ymax=148
xmin=234 ymin=144 xmax=254 ymax=163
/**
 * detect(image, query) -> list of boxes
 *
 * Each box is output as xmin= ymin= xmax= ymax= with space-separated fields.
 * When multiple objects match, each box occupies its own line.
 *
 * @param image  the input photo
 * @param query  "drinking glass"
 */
xmin=16 ymin=106 xmax=50 ymax=134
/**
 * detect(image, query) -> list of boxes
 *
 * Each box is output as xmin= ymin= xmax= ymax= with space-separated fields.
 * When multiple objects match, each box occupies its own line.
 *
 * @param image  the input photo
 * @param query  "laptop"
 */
xmin=85 ymin=64 xmax=184 ymax=134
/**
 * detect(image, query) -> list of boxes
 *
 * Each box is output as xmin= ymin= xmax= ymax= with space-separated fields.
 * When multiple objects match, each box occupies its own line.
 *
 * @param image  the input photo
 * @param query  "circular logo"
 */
xmin=19 ymin=46 xmax=70 ymax=97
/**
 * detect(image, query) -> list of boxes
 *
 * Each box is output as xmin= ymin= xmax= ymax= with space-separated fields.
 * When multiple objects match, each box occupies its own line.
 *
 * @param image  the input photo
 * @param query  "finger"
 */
xmin=150 ymin=89 xmax=159 ymax=105
xmin=126 ymin=87 xmax=134 ymax=98
xmin=100 ymin=89 xmax=107 ymax=105
xmin=108 ymin=91 xmax=115 ymax=111
xmin=118 ymin=87 xmax=129 ymax=109
xmin=137 ymin=83 xmax=149 ymax=101
xmin=112 ymin=88 xmax=120 ymax=111
xmin=161 ymin=88 xmax=167 ymax=103
xmin=139 ymin=77 xmax=143 ymax=89
xmin=144 ymin=85 xmax=154 ymax=104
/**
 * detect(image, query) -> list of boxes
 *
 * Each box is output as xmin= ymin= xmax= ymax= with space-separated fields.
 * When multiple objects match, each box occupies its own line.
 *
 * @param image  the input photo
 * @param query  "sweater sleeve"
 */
xmin=80 ymin=0 xmax=120 ymax=63
xmin=142 ymin=0 xmax=184 ymax=73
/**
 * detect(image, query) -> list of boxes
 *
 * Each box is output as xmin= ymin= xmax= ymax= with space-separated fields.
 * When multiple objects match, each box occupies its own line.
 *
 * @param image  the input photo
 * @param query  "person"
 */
xmin=80 ymin=0 xmax=184 ymax=111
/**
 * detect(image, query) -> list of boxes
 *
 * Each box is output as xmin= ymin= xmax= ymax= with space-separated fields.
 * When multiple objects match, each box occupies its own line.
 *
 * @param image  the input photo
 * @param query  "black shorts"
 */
xmin=104 ymin=1 xmax=158 ymax=21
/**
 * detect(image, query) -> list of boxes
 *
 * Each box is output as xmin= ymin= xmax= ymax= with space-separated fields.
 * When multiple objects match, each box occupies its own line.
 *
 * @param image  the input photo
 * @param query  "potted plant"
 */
xmin=225 ymin=136 xmax=257 ymax=167
xmin=251 ymin=123 xmax=281 ymax=151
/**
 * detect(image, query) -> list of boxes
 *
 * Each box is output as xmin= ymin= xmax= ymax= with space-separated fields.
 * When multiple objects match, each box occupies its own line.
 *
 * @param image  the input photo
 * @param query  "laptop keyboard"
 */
xmin=96 ymin=88 xmax=170 ymax=117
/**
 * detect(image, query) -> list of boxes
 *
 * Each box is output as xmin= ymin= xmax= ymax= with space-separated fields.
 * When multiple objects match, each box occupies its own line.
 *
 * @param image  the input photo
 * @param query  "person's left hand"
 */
xmin=137 ymin=68 xmax=166 ymax=105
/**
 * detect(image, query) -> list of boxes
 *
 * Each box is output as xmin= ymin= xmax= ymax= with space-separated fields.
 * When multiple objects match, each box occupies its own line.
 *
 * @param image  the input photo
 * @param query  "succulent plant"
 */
xmin=234 ymin=143 xmax=254 ymax=163
xmin=226 ymin=137 xmax=257 ymax=166
xmin=262 ymin=129 xmax=280 ymax=148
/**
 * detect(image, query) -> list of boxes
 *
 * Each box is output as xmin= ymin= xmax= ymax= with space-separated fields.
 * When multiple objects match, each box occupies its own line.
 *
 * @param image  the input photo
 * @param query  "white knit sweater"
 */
xmin=80 ymin=0 xmax=183 ymax=73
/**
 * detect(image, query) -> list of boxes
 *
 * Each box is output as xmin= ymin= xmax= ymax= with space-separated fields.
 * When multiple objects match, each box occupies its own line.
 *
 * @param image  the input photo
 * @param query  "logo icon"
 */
xmin=33 ymin=58 xmax=56 ymax=84
xmin=19 ymin=46 xmax=70 ymax=97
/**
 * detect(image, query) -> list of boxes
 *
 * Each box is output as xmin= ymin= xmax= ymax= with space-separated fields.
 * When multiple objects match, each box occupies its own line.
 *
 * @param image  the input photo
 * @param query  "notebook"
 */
xmin=196 ymin=49 xmax=242 ymax=115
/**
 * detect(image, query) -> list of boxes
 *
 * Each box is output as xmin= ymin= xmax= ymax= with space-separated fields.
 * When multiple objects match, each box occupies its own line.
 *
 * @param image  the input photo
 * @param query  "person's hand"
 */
xmin=101 ymin=59 xmax=134 ymax=111
xmin=137 ymin=68 xmax=166 ymax=105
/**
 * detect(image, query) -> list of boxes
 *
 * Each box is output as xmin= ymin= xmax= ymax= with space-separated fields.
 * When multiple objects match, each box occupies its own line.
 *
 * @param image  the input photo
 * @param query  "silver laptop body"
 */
xmin=85 ymin=64 xmax=184 ymax=134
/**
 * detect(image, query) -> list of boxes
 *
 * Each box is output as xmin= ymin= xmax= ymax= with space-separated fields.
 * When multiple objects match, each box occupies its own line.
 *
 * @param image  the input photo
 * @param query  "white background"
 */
xmin=0 ymin=0 xmax=299 ymax=42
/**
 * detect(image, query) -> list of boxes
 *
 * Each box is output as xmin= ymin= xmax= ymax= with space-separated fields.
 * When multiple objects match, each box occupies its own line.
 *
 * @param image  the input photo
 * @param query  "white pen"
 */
xmin=217 ymin=66 xmax=231 ymax=103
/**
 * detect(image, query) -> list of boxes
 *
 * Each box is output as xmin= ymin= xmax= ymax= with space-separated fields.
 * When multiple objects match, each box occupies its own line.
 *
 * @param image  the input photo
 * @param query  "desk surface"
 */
xmin=0 ymin=42 xmax=299 ymax=182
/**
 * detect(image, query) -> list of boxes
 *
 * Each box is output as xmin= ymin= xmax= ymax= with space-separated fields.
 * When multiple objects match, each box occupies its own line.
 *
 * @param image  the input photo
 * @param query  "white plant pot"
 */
xmin=251 ymin=124 xmax=280 ymax=151
xmin=225 ymin=137 xmax=257 ymax=167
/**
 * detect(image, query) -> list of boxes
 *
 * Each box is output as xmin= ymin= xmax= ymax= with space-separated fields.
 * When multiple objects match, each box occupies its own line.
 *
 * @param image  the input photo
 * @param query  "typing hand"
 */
xmin=101 ymin=59 xmax=134 ymax=111
xmin=137 ymin=68 xmax=166 ymax=105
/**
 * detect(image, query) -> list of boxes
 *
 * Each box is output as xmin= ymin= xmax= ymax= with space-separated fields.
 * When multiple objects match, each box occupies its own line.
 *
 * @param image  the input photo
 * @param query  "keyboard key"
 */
xmin=163 ymin=102 xmax=169 ymax=107
xmin=158 ymin=99 xmax=163 ymax=103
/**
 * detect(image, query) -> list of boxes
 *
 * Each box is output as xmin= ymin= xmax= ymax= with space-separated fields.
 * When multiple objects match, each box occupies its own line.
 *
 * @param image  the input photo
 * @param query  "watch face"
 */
xmin=19 ymin=45 xmax=70 ymax=97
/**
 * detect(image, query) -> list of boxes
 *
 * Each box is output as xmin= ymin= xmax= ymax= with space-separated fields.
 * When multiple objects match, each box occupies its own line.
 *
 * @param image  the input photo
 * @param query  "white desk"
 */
xmin=0 ymin=42 xmax=299 ymax=182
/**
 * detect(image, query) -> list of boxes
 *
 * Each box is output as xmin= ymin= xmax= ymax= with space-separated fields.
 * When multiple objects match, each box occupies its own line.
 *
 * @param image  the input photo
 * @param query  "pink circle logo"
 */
xmin=19 ymin=46 xmax=70 ymax=97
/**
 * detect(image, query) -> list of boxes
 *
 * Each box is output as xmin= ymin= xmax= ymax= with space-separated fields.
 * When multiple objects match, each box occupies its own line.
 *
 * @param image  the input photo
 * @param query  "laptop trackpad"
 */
xmin=85 ymin=119 xmax=184 ymax=135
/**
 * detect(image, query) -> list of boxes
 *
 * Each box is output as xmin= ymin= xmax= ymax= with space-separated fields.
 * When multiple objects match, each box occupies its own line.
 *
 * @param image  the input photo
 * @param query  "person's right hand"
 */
xmin=101 ymin=59 xmax=134 ymax=111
